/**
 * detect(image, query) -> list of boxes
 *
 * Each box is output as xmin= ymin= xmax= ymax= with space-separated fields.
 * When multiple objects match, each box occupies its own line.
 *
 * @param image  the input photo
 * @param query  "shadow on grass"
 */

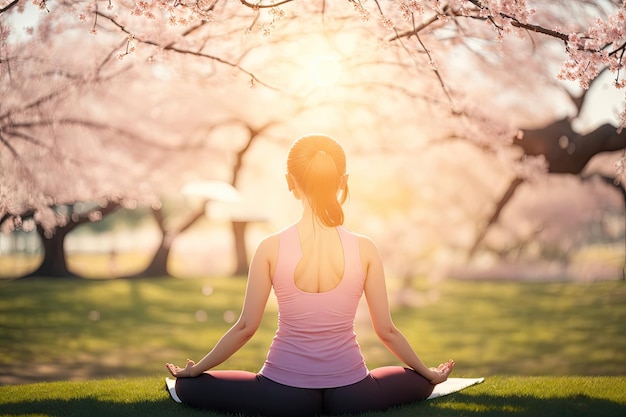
xmin=416 ymin=393 xmax=626 ymax=417
xmin=1 ymin=393 xmax=624 ymax=417
xmin=0 ymin=397 xmax=211 ymax=417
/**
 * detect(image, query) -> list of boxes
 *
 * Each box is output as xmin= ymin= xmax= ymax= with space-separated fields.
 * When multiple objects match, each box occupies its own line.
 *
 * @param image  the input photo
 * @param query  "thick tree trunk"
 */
xmin=135 ymin=241 xmax=171 ymax=278
xmin=514 ymin=120 xmax=626 ymax=174
xmin=131 ymin=206 xmax=205 ymax=278
xmin=27 ymin=226 xmax=76 ymax=278
xmin=17 ymin=203 xmax=120 ymax=279
xmin=470 ymin=120 xmax=626 ymax=258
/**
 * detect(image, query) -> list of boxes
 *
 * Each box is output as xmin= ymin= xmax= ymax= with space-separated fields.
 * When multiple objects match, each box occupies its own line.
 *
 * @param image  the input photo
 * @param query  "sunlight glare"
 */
xmin=308 ymin=55 xmax=341 ymax=87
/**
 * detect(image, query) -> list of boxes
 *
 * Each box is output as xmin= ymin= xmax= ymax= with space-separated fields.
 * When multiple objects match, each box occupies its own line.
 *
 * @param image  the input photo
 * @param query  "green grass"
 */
xmin=0 ymin=277 xmax=270 ymax=384
xmin=0 ymin=277 xmax=625 ymax=415
xmin=1 ymin=277 xmax=625 ymax=382
xmin=0 ymin=376 xmax=624 ymax=417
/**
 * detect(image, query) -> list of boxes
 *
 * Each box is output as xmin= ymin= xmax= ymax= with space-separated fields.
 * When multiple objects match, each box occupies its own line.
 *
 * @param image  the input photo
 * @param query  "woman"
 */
xmin=166 ymin=134 xmax=454 ymax=417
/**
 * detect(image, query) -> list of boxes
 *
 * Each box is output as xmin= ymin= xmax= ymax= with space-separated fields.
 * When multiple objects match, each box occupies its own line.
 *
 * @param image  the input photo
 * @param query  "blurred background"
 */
xmin=1 ymin=1 xmax=624 ymax=282
xmin=1 ymin=0 xmax=625 ymax=385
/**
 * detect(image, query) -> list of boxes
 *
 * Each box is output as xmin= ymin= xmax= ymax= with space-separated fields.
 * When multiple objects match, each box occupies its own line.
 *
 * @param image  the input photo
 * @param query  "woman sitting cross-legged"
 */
xmin=166 ymin=133 xmax=454 ymax=417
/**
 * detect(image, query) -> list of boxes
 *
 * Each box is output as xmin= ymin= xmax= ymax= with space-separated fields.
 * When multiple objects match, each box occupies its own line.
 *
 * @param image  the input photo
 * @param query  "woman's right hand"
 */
xmin=428 ymin=359 xmax=455 ymax=384
xmin=166 ymin=359 xmax=196 ymax=378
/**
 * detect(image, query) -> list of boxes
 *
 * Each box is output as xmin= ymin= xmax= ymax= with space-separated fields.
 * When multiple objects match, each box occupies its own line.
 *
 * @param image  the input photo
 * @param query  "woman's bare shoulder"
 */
xmin=254 ymin=229 xmax=284 ymax=257
xmin=346 ymin=229 xmax=380 ymax=255
xmin=345 ymin=230 xmax=383 ymax=275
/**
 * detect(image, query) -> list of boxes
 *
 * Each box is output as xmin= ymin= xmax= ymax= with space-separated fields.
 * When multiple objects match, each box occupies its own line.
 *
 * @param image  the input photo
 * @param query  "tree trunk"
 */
xmin=129 ymin=206 xmax=206 ymax=278
xmin=468 ymin=177 xmax=524 ymax=259
xmin=130 ymin=236 xmax=172 ymax=278
xmin=470 ymin=120 xmax=626 ymax=258
xmin=27 ymin=225 xmax=76 ymax=278
xmin=232 ymin=221 xmax=249 ymax=276
xmin=588 ymin=174 xmax=626 ymax=280
xmin=17 ymin=203 xmax=120 ymax=279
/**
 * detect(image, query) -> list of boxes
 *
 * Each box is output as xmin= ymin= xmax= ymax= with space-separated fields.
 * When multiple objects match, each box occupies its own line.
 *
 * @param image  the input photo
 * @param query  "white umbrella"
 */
xmin=209 ymin=198 xmax=269 ymax=222
xmin=181 ymin=180 xmax=242 ymax=203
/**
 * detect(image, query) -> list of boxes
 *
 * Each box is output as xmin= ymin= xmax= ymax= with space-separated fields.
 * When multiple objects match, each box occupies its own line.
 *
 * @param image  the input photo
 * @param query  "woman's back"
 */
xmin=259 ymin=224 xmax=368 ymax=388
xmin=293 ymin=222 xmax=345 ymax=293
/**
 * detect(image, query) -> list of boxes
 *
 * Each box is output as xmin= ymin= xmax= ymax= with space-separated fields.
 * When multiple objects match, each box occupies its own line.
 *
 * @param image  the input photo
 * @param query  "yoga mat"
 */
xmin=427 ymin=377 xmax=485 ymax=399
xmin=165 ymin=377 xmax=182 ymax=403
xmin=166 ymin=376 xmax=484 ymax=404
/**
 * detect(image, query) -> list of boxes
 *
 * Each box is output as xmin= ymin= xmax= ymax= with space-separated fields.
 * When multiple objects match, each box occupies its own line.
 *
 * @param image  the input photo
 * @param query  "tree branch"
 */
xmin=0 ymin=85 xmax=73 ymax=121
xmin=232 ymin=120 xmax=277 ymax=186
xmin=95 ymin=11 xmax=279 ymax=91
xmin=373 ymin=1 xmax=456 ymax=110
xmin=65 ymin=202 xmax=121 ymax=233
xmin=150 ymin=206 xmax=166 ymax=235
xmin=392 ymin=1 xmax=569 ymax=44
xmin=388 ymin=6 xmax=447 ymax=42
xmin=507 ymin=18 xmax=568 ymax=42
xmin=175 ymin=206 xmax=206 ymax=236
xmin=468 ymin=177 xmax=525 ymax=259
xmin=0 ymin=131 xmax=20 ymax=159
xmin=0 ymin=0 xmax=20 ymax=14
xmin=239 ymin=0 xmax=295 ymax=9
xmin=3 ymin=128 xmax=49 ymax=149
xmin=466 ymin=0 xmax=569 ymax=41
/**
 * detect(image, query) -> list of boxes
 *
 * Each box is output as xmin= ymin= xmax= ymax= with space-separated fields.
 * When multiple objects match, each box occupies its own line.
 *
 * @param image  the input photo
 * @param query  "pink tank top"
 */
xmin=259 ymin=224 xmax=369 ymax=388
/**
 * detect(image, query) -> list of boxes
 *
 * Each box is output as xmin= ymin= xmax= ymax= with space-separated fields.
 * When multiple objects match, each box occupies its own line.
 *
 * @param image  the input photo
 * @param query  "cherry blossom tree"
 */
xmin=4 ymin=1 xmax=623 ymax=116
xmin=3 ymin=1 xmax=624 ymax=113
xmin=3 ymin=0 xmax=626 ymax=280
xmin=469 ymin=75 xmax=626 ymax=258
xmin=3 ymin=15 xmax=214 ymax=277
xmin=0 ymin=22 xmax=163 ymax=276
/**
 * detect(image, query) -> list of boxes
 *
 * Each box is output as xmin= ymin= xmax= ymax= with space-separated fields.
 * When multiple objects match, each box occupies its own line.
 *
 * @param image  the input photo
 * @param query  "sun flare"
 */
xmin=308 ymin=55 xmax=341 ymax=87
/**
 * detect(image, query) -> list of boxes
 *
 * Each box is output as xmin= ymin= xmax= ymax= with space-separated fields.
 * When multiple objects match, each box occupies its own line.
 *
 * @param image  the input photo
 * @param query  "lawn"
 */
xmin=0 ymin=376 xmax=624 ymax=417
xmin=0 ymin=276 xmax=625 ymax=416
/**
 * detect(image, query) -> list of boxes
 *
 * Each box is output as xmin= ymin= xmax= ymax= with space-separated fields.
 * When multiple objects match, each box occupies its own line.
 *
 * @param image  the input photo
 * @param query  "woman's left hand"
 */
xmin=428 ymin=359 xmax=455 ymax=384
xmin=166 ymin=359 xmax=196 ymax=378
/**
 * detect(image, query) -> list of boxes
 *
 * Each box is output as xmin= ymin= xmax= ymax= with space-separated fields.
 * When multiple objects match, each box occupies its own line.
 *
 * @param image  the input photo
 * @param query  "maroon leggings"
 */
xmin=175 ymin=366 xmax=434 ymax=417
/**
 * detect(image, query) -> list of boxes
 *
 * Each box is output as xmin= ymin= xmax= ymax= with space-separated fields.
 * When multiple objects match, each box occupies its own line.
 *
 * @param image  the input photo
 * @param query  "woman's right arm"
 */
xmin=166 ymin=236 xmax=275 ymax=378
xmin=360 ymin=236 xmax=454 ymax=384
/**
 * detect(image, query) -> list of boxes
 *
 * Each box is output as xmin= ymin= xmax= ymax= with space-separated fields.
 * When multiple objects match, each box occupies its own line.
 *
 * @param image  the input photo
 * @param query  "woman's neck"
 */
xmin=298 ymin=201 xmax=334 ymax=233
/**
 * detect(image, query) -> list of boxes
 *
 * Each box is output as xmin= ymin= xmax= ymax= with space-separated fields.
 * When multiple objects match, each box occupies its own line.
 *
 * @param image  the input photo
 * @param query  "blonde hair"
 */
xmin=287 ymin=134 xmax=348 ymax=227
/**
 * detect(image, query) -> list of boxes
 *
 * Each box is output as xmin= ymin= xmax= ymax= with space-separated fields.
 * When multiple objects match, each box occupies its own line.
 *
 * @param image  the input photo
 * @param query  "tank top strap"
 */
xmin=273 ymin=224 xmax=364 ymax=289
xmin=337 ymin=226 xmax=366 ymax=287
xmin=273 ymin=225 xmax=301 ymax=286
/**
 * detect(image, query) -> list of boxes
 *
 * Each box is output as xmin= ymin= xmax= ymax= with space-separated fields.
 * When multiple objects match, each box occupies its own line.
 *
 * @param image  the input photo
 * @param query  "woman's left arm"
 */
xmin=166 ymin=237 xmax=274 ymax=378
xmin=361 ymin=236 xmax=454 ymax=383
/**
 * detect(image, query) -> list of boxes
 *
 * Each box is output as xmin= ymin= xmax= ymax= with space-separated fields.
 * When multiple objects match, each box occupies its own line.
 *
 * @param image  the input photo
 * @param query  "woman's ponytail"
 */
xmin=287 ymin=135 xmax=348 ymax=227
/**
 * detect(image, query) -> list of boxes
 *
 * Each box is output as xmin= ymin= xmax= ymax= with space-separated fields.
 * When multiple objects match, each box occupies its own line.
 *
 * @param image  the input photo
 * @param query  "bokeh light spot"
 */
xmin=223 ymin=310 xmax=237 ymax=324
xmin=88 ymin=310 xmax=101 ymax=321
xmin=195 ymin=310 xmax=208 ymax=322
